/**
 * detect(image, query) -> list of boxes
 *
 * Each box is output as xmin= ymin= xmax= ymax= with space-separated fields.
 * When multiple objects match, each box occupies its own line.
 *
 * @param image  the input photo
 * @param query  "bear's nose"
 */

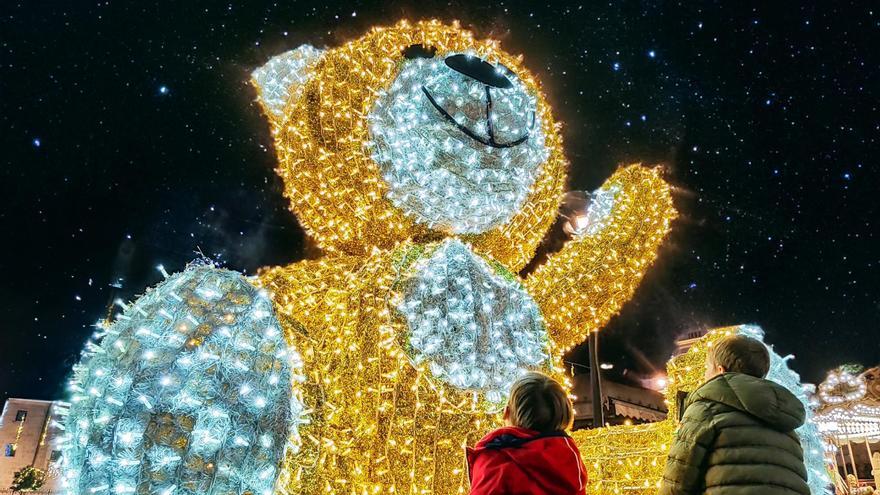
xmin=444 ymin=54 xmax=513 ymax=89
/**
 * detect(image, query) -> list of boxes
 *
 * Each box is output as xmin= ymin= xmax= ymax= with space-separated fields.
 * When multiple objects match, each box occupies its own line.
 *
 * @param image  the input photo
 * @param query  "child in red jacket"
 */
xmin=467 ymin=372 xmax=588 ymax=495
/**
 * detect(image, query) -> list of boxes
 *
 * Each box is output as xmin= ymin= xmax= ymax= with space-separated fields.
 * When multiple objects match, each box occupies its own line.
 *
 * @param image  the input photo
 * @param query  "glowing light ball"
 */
xmin=61 ymin=264 xmax=305 ymax=495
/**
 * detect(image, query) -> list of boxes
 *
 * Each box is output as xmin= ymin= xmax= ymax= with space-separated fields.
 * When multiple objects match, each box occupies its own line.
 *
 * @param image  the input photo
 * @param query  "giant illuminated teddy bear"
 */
xmin=60 ymin=20 xmax=675 ymax=495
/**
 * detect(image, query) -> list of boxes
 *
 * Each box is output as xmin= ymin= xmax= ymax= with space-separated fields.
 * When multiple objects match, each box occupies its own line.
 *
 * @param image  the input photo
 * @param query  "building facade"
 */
xmin=570 ymin=373 xmax=667 ymax=428
xmin=0 ymin=398 xmax=67 ymax=492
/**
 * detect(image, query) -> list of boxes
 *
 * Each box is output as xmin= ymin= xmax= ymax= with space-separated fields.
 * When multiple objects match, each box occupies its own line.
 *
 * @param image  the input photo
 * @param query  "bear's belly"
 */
xmin=394 ymin=239 xmax=551 ymax=406
xmin=271 ymin=240 xmax=554 ymax=494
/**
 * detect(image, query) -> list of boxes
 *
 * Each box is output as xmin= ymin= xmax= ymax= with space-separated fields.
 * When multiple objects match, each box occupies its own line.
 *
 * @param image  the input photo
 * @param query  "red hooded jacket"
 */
xmin=466 ymin=427 xmax=588 ymax=495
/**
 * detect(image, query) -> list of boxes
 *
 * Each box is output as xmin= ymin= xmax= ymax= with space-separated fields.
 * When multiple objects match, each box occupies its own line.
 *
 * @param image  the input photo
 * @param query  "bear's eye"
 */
xmin=402 ymin=44 xmax=437 ymax=59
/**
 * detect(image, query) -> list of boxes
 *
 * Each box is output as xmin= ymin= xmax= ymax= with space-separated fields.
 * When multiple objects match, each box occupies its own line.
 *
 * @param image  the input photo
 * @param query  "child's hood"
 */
xmin=467 ymin=426 xmax=587 ymax=494
xmin=688 ymin=372 xmax=806 ymax=431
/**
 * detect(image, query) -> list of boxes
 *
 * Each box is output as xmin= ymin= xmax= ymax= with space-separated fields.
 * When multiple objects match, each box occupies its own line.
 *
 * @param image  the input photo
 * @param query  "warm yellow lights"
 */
xmin=525 ymin=164 xmax=675 ymax=352
xmin=261 ymin=248 xmax=501 ymax=494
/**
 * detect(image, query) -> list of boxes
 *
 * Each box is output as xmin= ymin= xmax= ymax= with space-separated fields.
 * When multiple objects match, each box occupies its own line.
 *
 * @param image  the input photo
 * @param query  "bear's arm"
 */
xmin=524 ymin=164 xmax=676 ymax=352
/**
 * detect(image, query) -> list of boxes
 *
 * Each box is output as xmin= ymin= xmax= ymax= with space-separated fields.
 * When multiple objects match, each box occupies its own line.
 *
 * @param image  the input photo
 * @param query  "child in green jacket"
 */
xmin=659 ymin=334 xmax=810 ymax=495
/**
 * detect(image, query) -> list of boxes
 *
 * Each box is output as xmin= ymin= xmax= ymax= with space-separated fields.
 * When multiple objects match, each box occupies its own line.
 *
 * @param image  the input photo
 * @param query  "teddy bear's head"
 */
xmin=252 ymin=20 xmax=567 ymax=270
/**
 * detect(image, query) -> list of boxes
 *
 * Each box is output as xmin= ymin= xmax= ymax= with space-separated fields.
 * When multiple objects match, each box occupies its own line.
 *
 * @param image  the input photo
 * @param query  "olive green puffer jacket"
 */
xmin=659 ymin=372 xmax=810 ymax=495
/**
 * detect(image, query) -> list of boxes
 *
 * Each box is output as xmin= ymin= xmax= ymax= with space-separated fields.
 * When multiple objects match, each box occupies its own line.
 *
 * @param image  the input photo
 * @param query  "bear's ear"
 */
xmin=251 ymin=44 xmax=325 ymax=123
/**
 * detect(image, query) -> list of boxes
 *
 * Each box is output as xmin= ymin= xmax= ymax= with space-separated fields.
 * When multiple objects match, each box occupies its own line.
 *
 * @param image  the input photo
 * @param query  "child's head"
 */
xmin=504 ymin=372 xmax=573 ymax=432
xmin=706 ymin=334 xmax=771 ymax=380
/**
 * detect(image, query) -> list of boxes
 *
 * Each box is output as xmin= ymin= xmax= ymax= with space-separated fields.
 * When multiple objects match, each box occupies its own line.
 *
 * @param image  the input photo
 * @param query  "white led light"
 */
xmin=573 ymin=186 xmax=620 ymax=236
xmin=396 ymin=239 xmax=549 ymax=406
xmin=250 ymin=44 xmax=325 ymax=121
xmin=369 ymin=54 xmax=549 ymax=234
xmin=817 ymin=369 xmax=867 ymax=405
xmin=61 ymin=263 xmax=306 ymax=495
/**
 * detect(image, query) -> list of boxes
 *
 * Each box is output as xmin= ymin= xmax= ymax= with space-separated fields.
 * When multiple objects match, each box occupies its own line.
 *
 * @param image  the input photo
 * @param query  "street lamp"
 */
xmin=586 ymin=330 xmax=604 ymax=427
xmin=650 ymin=374 xmax=668 ymax=392
xmin=561 ymin=190 xmax=606 ymax=428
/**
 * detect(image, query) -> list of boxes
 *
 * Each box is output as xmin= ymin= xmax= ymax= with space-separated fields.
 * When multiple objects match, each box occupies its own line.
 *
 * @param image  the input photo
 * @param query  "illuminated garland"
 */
xmin=60 ymin=263 xmax=305 ymax=495
xmin=815 ymin=403 xmax=880 ymax=441
xmin=817 ymin=369 xmax=867 ymax=405
xmin=573 ymin=325 xmax=832 ymax=495
xmin=813 ymin=367 xmax=879 ymax=450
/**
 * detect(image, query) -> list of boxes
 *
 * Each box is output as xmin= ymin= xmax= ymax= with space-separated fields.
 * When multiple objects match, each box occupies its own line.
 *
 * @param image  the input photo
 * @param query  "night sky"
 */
xmin=2 ymin=1 xmax=878 ymax=404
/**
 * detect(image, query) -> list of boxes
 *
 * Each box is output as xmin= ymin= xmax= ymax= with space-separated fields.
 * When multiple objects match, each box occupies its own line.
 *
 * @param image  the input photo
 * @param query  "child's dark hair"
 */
xmin=712 ymin=335 xmax=771 ymax=378
xmin=507 ymin=372 xmax=573 ymax=432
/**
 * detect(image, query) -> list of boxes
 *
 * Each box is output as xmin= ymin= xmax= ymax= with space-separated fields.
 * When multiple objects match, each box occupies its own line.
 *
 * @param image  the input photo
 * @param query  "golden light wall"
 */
xmin=260 ymin=247 xmax=502 ymax=494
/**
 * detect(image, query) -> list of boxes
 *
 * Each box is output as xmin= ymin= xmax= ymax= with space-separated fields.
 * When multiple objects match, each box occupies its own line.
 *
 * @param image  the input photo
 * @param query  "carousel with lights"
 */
xmin=813 ymin=366 xmax=880 ymax=494
xmin=58 ymin=20 xmax=682 ymax=495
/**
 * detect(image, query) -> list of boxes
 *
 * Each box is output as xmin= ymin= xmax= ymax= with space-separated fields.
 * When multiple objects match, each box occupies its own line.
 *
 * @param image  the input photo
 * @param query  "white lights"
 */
xmin=817 ymin=369 xmax=867 ymax=405
xmin=395 ymin=239 xmax=549 ymax=406
xmin=369 ymin=54 xmax=549 ymax=234
xmin=61 ymin=263 xmax=306 ymax=495
xmin=250 ymin=44 xmax=324 ymax=121
xmin=734 ymin=325 xmax=831 ymax=494
xmin=570 ymin=186 xmax=620 ymax=236
xmin=815 ymin=402 xmax=880 ymax=441
xmin=813 ymin=368 xmax=879 ymax=445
